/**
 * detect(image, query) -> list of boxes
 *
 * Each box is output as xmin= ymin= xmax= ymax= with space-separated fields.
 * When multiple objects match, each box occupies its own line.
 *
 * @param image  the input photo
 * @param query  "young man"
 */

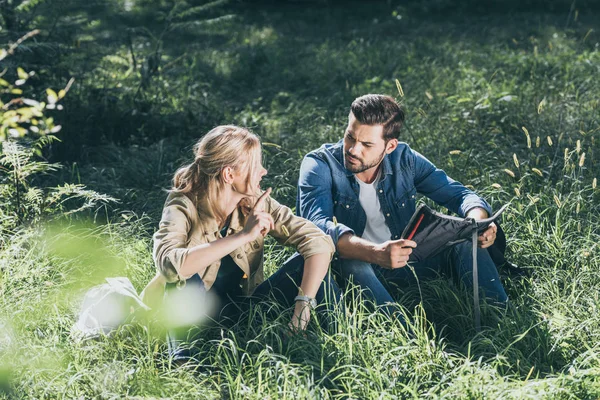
xmin=297 ymin=94 xmax=508 ymax=315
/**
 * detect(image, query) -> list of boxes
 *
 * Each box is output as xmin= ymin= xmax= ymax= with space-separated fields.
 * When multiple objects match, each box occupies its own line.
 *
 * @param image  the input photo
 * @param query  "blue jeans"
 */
xmin=166 ymin=253 xmax=342 ymax=361
xmin=333 ymin=242 xmax=508 ymax=316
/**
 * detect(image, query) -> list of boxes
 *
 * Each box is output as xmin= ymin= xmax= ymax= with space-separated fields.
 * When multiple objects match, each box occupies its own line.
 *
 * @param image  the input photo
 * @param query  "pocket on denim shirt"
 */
xmin=334 ymin=194 xmax=358 ymax=212
xmin=395 ymin=187 xmax=417 ymax=209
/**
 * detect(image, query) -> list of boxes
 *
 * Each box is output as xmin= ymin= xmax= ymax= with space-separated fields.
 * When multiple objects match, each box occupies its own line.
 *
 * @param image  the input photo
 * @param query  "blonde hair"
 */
xmin=172 ymin=125 xmax=261 ymax=220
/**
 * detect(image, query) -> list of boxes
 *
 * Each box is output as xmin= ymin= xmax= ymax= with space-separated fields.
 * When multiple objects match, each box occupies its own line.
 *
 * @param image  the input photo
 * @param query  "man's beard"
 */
xmin=344 ymin=149 xmax=386 ymax=174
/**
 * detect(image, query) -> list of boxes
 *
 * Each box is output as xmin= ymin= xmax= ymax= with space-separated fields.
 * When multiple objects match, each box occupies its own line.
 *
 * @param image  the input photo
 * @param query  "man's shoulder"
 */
xmin=303 ymin=140 xmax=344 ymax=167
xmin=305 ymin=140 xmax=343 ymax=158
xmin=389 ymin=141 xmax=415 ymax=164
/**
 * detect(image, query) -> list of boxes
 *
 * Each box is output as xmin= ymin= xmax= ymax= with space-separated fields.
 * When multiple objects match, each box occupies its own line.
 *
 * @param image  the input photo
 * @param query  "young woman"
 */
xmin=142 ymin=125 xmax=339 ymax=359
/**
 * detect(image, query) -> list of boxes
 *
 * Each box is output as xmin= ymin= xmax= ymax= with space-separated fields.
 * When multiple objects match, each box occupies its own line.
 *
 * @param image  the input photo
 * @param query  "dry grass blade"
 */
xmin=395 ymin=79 xmax=404 ymax=97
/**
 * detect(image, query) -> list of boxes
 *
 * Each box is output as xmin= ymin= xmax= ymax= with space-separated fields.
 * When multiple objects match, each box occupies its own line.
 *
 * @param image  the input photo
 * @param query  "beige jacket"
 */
xmin=143 ymin=191 xmax=334 ymax=304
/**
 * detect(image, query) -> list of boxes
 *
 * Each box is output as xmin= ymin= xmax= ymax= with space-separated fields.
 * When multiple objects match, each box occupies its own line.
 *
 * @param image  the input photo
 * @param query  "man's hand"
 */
xmin=466 ymin=207 xmax=496 ymax=249
xmin=477 ymin=222 xmax=497 ymax=249
xmin=373 ymin=239 xmax=417 ymax=269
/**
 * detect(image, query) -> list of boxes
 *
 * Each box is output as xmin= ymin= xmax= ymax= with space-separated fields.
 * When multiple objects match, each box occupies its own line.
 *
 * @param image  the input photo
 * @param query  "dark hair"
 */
xmin=350 ymin=94 xmax=405 ymax=140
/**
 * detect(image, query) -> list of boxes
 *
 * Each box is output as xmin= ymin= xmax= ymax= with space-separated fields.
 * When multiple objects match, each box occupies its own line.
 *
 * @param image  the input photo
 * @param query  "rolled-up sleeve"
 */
xmin=152 ymin=194 xmax=194 ymax=283
xmin=297 ymin=154 xmax=355 ymax=250
xmin=412 ymin=149 xmax=492 ymax=217
xmin=267 ymin=196 xmax=335 ymax=260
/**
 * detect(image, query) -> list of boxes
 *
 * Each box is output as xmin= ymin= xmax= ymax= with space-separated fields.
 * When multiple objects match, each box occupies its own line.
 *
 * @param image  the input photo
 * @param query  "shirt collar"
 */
xmin=197 ymin=202 xmax=246 ymax=237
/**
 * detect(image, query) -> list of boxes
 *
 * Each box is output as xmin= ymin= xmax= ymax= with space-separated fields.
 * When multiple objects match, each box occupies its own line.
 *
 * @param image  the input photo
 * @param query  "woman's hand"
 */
xmin=289 ymin=300 xmax=312 ymax=331
xmin=241 ymin=188 xmax=275 ymax=241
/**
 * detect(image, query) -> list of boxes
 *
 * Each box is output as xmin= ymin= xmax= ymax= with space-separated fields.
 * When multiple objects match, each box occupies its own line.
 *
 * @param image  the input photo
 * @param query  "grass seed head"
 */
xmin=527 ymin=194 xmax=539 ymax=204
xmin=491 ymin=183 xmax=502 ymax=189
xmin=554 ymin=194 xmax=562 ymax=208
xmin=522 ymin=127 xmax=531 ymax=148
xmin=536 ymin=136 xmax=541 ymax=147
xmin=593 ymin=178 xmax=597 ymax=189
xmin=547 ymin=136 xmax=553 ymax=146
xmin=449 ymin=150 xmax=461 ymax=155
xmin=579 ymin=152 xmax=585 ymax=167
xmin=564 ymin=148 xmax=569 ymax=161
xmin=514 ymin=187 xmax=521 ymax=197
xmin=576 ymin=140 xmax=581 ymax=153
xmin=537 ymin=98 xmax=546 ymax=114
xmin=513 ymin=153 xmax=520 ymax=168
xmin=532 ymin=168 xmax=543 ymax=177
xmin=504 ymin=169 xmax=516 ymax=178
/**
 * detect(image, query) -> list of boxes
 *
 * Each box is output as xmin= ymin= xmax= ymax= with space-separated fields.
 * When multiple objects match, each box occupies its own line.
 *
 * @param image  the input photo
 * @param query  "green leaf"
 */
xmin=46 ymin=89 xmax=58 ymax=104
xmin=17 ymin=67 xmax=28 ymax=80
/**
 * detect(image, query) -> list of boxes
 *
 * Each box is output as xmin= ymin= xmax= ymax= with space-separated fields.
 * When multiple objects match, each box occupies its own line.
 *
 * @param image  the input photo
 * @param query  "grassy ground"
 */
xmin=1 ymin=1 xmax=600 ymax=398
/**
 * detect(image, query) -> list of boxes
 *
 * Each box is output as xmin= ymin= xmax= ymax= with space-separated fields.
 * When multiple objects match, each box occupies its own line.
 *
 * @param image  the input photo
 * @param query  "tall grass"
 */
xmin=1 ymin=2 xmax=599 ymax=398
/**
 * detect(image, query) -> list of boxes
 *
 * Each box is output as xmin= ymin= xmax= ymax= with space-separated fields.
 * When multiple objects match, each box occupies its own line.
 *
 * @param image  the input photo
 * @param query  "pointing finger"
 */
xmin=253 ymin=187 xmax=272 ymax=212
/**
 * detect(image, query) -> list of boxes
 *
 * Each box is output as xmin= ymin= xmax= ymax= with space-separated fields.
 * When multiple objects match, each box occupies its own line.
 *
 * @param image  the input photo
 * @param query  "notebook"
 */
xmin=400 ymin=204 xmax=509 ymax=263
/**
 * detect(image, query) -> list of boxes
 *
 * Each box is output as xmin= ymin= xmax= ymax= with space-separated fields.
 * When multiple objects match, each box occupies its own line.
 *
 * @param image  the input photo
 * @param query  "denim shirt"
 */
xmin=296 ymin=139 xmax=492 ymax=252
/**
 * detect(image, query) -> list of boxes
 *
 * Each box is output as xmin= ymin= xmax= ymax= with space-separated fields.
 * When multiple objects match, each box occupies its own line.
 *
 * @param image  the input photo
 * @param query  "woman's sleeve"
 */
xmin=152 ymin=194 xmax=195 ymax=283
xmin=266 ymin=196 xmax=335 ymax=260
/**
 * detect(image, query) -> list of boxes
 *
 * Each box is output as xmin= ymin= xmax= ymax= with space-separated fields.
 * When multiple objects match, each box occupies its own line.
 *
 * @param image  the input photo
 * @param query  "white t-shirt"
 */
xmin=355 ymin=173 xmax=392 ymax=244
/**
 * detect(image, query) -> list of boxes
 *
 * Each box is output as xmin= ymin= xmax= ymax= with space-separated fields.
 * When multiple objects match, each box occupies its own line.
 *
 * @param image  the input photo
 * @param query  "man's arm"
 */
xmin=337 ymin=232 xmax=416 ymax=269
xmin=298 ymin=153 xmax=417 ymax=268
xmin=297 ymin=154 xmax=354 ymax=249
xmin=412 ymin=149 xmax=492 ymax=217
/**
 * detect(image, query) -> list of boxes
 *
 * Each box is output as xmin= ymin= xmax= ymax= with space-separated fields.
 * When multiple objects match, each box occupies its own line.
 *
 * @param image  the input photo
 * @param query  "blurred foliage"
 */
xmin=1 ymin=0 xmax=236 ymax=156
xmin=0 ymin=0 xmax=599 ymax=398
xmin=0 ymin=37 xmax=116 ymax=243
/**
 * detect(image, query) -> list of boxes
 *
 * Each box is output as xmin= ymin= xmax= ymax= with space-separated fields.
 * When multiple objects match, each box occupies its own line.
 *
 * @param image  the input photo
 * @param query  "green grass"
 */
xmin=1 ymin=1 xmax=600 ymax=398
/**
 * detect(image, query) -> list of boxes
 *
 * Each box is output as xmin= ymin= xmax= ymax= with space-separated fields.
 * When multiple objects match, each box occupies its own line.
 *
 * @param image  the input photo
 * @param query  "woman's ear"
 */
xmin=222 ymin=166 xmax=234 ymax=184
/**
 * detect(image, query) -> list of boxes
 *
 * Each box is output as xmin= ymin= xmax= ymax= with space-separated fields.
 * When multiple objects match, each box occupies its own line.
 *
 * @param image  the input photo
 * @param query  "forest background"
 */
xmin=1 ymin=0 xmax=599 ymax=398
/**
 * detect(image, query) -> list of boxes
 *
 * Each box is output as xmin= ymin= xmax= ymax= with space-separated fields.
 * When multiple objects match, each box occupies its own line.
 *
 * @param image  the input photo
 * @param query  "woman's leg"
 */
xmin=251 ymin=252 xmax=343 ymax=329
xmin=164 ymin=274 xmax=233 ymax=362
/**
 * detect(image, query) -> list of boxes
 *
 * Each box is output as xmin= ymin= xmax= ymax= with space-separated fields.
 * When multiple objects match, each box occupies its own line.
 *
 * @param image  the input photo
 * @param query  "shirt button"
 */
xmin=253 ymin=243 xmax=260 ymax=249
xmin=334 ymin=201 xmax=337 ymax=204
xmin=411 ymin=195 xmax=415 ymax=198
xmin=402 ymin=203 xmax=405 ymax=207
xmin=346 ymin=205 xmax=350 ymax=208
xmin=379 ymin=189 xmax=383 ymax=193
xmin=386 ymin=213 xmax=390 ymax=217
xmin=236 ymin=254 xmax=243 ymax=259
